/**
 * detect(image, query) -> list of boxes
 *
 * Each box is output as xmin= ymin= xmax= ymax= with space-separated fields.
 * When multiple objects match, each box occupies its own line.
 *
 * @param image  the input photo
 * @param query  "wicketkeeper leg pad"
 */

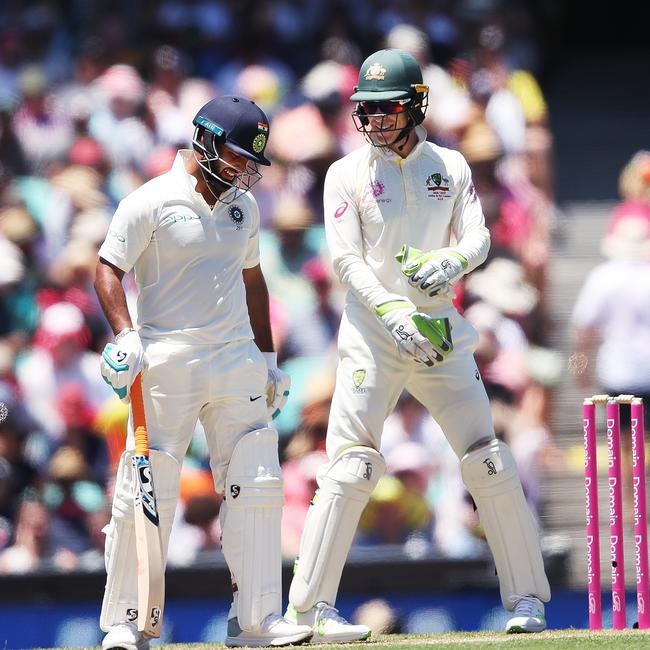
xmin=289 ymin=446 xmax=385 ymax=613
xmin=220 ymin=428 xmax=284 ymax=631
xmin=100 ymin=449 xmax=181 ymax=632
xmin=460 ymin=439 xmax=551 ymax=609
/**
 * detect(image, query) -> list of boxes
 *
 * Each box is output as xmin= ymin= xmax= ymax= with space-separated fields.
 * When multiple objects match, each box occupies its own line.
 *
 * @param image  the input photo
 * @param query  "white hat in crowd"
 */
xmin=465 ymin=257 xmax=539 ymax=316
xmin=601 ymin=215 xmax=650 ymax=262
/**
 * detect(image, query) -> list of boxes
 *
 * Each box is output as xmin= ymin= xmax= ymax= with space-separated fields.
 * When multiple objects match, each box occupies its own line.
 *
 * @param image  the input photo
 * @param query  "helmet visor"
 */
xmin=192 ymin=126 xmax=263 ymax=204
xmin=357 ymin=99 xmax=410 ymax=116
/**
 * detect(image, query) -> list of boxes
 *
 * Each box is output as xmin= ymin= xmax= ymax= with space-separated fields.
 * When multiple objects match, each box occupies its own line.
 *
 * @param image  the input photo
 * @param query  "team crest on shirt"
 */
xmin=425 ymin=172 xmax=452 ymax=200
xmin=229 ymin=205 xmax=245 ymax=230
xmin=352 ymin=369 xmax=367 ymax=393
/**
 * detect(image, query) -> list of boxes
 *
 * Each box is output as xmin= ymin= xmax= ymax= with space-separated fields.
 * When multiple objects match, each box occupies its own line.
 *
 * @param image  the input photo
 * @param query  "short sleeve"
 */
xmin=98 ymin=190 xmax=156 ymax=273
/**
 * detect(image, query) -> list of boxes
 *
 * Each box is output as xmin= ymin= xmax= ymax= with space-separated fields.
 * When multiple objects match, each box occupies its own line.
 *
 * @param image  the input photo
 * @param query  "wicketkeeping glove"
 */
xmin=100 ymin=329 xmax=145 ymax=403
xmin=374 ymin=297 xmax=453 ymax=366
xmin=396 ymin=245 xmax=468 ymax=297
xmin=263 ymin=352 xmax=291 ymax=420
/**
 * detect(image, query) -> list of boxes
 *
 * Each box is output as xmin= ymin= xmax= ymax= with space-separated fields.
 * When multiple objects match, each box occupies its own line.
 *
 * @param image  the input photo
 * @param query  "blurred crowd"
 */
xmin=0 ymin=0 xmax=565 ymax=574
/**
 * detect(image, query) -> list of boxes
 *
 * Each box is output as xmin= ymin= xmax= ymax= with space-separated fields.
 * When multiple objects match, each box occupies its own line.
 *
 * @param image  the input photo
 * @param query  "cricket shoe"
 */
xmin=286 ymin=602 xmax=371 ymax=643
xmin=225 ymin=613 xmax=313 ymax=647
xmin=102 ymin=622 xmax=150 ymax=650
xmin=505 ymin=595 xmax=546 ymax=633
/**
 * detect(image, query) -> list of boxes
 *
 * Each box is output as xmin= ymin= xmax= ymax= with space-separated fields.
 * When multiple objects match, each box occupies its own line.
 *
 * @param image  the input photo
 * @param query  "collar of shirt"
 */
xmin=372 ymin=125 xmax=428 ymax=163
xmin=172 ymin=149 xmax=217 ymax=211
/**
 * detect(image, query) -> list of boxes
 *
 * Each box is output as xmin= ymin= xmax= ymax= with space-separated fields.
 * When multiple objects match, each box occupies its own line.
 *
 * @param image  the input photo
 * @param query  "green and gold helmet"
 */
xmin=350 ymin=49 xmax=429 ymax=148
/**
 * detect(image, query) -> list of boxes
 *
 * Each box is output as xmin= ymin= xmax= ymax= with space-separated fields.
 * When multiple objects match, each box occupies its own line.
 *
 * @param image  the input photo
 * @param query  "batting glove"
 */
xmin=100 ymin=329 xmax=145 ymax=403
xmin=374 ymin=297 xmax=453 ymax=366
xmin=263 ymin=352 xmax=291 ymax=420
xmin=396 ymin=245 xmax=468 ymax=297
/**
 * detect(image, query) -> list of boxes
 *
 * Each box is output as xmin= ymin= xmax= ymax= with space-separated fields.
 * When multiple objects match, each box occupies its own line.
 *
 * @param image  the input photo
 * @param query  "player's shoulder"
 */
xmin=421 ymin=140 xmax=467 ymax=169
xmin=117 ymin=160 xmax=187 ymax=214
xmin=327 ymin=144 xmax=372 ymax=177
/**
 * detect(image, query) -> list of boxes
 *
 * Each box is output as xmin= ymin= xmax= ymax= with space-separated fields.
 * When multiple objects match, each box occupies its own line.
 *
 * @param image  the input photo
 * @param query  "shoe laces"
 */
xmin=514 ymin=596 xmax=542 ymax=617
xmin=316 ymin=603 xmax=347 ymax=625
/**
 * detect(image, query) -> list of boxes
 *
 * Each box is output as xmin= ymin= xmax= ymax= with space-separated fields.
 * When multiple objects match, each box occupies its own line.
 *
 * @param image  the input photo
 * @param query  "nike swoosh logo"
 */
xmin=249 ymin=395 xmax=263 ymax=401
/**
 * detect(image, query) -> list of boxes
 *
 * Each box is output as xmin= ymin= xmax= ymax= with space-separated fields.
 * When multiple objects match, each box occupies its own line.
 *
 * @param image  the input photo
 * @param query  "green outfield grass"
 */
xmin=37 ymin=629 xmax=650 ymax=650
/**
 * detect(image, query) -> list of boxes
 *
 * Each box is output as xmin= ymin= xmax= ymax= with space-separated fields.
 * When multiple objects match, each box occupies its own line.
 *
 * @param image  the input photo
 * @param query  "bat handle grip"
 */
xmin=131 ymin=373 xmax=149 ymax=457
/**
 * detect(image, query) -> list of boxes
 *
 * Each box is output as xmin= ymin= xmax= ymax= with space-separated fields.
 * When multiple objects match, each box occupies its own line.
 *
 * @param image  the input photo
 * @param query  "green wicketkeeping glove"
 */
xmin=396 ymin=245 xmax=468 ymax=297
xmin=374 ymin=297 xmax=453 ymax=366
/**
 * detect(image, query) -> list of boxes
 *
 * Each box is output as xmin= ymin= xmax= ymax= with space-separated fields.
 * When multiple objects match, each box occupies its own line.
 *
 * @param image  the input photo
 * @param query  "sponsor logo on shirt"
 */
xmin=109 ymin=229 xmax=126 ymax=243
xmin=425 ymin=172 xmax=452 ymax=200
xmin=160 ymin=214 xmax=202 ymax=227
xmin=334 ymin=201 xmax=348 ymax=220
xmin=229 ymin=205 xmax=245 ymax=230
xmin=366 ymin=180 xmax=392 ymax=204
xmin=369 ymin=180 xmax=384 ymax=197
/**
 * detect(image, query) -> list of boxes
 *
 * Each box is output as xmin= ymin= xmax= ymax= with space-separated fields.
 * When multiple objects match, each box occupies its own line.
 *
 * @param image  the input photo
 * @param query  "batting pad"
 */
xmin=289 ymin=446 xmax=385 ymax=613
xmin=100 ymin=449 xmax=181 ymax=631
xmin=460 ymin=439 xmax=550 ymax=609
xmin=221 ymin=427 xmax=284 ymax=631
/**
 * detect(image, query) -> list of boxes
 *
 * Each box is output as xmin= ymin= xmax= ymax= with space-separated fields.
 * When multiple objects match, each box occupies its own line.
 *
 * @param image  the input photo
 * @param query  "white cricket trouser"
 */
xmin=101 ymin=337 xmax=270 ymax=630
xmin=133 ymin=338 xmax=268 ymax=490
xmin=327 ymin=301 xmax=494 ymax=460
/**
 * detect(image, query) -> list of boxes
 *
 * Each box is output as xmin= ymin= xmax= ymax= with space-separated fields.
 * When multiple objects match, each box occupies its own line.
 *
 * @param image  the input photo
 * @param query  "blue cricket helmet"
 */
xmin=192 ymin=95 xmax=271 ymax=166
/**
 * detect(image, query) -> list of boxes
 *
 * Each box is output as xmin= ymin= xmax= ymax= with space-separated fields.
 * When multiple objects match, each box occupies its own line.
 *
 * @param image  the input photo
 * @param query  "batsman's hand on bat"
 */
xmin=101 ymin=329 xmax=145 ymax=403
xmin=396 ymin=244 xmax=468 ymax=297
xmin=374 ymin=296 xmax=453 ymax=366
xmin=263 ymin=352 xmax=291 ymax=420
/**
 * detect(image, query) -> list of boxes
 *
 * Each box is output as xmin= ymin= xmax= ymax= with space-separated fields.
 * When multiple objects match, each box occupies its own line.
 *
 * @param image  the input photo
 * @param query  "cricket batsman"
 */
xmin=285 ymin=49 xmax=551 ymax=640
xmin=95 ymin=95 xmax=312 ymax=649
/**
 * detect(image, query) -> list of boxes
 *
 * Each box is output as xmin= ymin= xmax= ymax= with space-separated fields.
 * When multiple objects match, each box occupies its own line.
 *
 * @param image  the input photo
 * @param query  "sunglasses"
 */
xmin=359 ymin=100 xmax=408 ymax=115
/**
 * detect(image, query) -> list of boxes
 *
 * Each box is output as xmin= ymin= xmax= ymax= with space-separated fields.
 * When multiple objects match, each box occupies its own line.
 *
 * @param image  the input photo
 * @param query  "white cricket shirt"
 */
xmin=324 ymin=126 xmax=490 ymax=313
xmin=98 ymin=150 xmax=260 ymax=344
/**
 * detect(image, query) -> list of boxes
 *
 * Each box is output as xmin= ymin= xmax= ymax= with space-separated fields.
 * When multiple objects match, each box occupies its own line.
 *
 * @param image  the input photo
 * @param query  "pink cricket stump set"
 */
xmin=583 ymin=394 xmax=649 ymax=629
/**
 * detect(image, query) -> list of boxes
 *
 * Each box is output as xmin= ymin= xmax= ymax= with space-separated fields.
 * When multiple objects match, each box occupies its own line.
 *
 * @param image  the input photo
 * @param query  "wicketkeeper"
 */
xmin=285 ymin=49 xmax=551 ymax=641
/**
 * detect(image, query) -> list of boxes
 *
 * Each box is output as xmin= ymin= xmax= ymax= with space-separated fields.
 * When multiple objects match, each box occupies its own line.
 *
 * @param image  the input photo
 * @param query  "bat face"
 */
xmin=133 ymin=452 xmax=165 ymax=637
xmin=134 ymin=455 xmax=159 ymax=526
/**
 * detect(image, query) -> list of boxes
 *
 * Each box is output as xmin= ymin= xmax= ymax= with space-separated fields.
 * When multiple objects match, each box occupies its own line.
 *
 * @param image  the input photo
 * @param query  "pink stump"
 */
xmin=607 ymin=399 xmax=626 ymax=629
xmin=631 ymin=399 xmax=650 ymax=629
xmin=584 ymin=399 xmax=602 ymax=629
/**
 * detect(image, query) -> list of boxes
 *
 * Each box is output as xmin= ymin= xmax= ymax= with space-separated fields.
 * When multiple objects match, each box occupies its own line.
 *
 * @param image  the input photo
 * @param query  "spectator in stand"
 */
xmin=15 ymin=302 xmax=113 ymax=439
xmin=0 ymin=385 xmax=39 ymax=539
xmin=280 ymin=256 xmax=341 ymax=362
xmin=0 ymin=492 xmax=77 ymax=574
xmin=88 ymin=64 xmax=153 ymax=172
xmin=55 ymin=382 xmax=109 ymax=486
xmin=261 ymin=193 xmax=323 ymax=321
xmin=570 ymin=213 xmax=650 ymax=419
xmin=13 ymin=66 xmax=73 ymax=173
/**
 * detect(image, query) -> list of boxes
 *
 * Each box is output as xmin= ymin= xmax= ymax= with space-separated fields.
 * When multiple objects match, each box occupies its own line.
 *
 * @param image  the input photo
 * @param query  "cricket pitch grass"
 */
xmin=39 ymin=628 xmax=650 ymax=650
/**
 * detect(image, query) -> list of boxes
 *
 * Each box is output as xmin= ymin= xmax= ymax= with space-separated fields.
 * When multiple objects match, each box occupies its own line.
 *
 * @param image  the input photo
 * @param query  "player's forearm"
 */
xmin=94 ymin=258 xmax=133 ymax=335
xmin=333 ymin=253 xmax=396 ymax=312
xmin=454 ymin=224 xmax=491 ymax=274
xmin=243 ymin=265 xmax=274 ymax=352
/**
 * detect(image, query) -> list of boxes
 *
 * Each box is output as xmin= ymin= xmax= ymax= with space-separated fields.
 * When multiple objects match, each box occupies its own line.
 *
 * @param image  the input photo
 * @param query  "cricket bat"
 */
xmin=130 ymin=373 xmax=165 ymax=637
